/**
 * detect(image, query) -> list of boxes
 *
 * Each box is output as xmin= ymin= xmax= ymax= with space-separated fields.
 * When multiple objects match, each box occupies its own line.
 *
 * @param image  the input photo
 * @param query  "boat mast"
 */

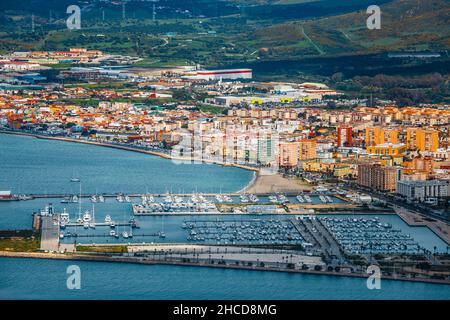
xmin=78 ymin=181 xmax=82 ymax=219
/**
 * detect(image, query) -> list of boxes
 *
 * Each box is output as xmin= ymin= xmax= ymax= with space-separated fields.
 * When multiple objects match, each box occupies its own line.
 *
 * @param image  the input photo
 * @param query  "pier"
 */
xmin=12 ymin=192 xmax=347 ymax=199
xmin=40 ymin=216 xmax=59 ymax=251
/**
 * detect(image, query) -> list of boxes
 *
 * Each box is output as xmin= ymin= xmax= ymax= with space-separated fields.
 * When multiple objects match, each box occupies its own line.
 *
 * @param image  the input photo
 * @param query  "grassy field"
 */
xmin=0 ymin=237 xmax=40 ymax=252
xmin=198 ymin=105 xmax=227 ymax=115
xmin=76 ymin=245 xmax=128 ymax=254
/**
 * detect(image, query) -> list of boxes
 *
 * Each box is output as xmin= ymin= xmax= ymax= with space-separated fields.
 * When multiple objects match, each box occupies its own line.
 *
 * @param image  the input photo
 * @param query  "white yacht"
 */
xmin=223 ymin=195 xmax=233 ymax=203
xmin=240 ymin=194 xmax=249 ymax=203
xmin=60 ymin=210 xmax=70 ymax=224
xmin=304 ymin=195 xmax=312 ymax=203
xmin=319 ymin=195 xmax=327 ymax=203
xmin=82 ymin=211 xmax=91 ymax=222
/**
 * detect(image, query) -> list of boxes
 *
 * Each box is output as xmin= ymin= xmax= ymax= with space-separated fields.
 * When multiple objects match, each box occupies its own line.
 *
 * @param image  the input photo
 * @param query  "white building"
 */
xmin=397 ymin=179 xmax=450 ymax=202
xmin=183 ymin=69 xmax=252 ymax=81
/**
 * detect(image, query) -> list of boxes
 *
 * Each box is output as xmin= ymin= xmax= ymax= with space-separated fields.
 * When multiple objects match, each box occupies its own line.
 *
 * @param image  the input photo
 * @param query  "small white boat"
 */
xmin=104 ymin=215 xmax=112 ymax=224
xmin=82 ymin=212 xmax=92 ymax=222
xmin=319 ymin=195 xmax=327 ymax=203
xmin=60 ymin=210 xmax=70 ymax=224
xmin=240 ymin=194 xmax=249 ymax=203
xmin=109 ymin=230 xmax=116 ymax=237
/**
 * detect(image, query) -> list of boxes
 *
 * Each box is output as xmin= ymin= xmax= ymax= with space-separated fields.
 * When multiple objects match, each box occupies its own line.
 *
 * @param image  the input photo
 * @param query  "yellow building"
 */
xmin=278 ymin=142 xmax=299 ymax=167
xmin=367 ymin=143 xmax=407 ymax=156
xmin=333 ymin=165 xmax=352 ymax=178
xmin=365 ymin=127 xmax=398 ymax=146
xmin=303 ymin=161 xmax=334 ymax=173
xmin=298 ymin=139 xmax=317 ymax=160
xmin=406 ymin=128 xmax=439 ymax=152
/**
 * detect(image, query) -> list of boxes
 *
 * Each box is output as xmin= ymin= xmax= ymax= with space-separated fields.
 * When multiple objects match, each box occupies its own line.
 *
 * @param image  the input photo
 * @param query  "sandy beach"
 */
xmin=242 ymin=172 xmax=312 ymax=194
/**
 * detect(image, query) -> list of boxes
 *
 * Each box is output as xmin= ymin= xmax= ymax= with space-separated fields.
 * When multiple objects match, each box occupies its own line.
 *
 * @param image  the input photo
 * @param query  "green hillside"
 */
xmin=252 ymin=0 xmax=449 ymax=58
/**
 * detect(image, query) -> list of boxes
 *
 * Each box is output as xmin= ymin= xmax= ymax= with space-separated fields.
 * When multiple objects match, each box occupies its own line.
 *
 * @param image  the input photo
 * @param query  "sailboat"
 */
xmin=89 ymin=204 xmax=96 ymax=229
xmin=159 ymin=215 xmax=166 ymax=238
xmin=70 ymin=170 xmax=80 ymax=183
xmin=76 ymin=182 xmax=83 ymax=224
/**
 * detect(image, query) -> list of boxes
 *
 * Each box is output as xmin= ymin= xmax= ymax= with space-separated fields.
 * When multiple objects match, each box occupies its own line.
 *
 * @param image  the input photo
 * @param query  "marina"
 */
xmin=181 ymin=218 xmax=303 ymax=245
xmin=32 ymin=201 xmax=448 ymax=253
xmin=319 ymin=216 xmax=422 ymax=254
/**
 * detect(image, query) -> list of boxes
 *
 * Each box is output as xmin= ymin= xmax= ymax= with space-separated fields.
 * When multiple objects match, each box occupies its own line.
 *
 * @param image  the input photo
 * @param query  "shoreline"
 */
xmin=0 ymin=130 xmax=260 ymax=193
xmin=1 ymin=251 xmax=449 ymax=286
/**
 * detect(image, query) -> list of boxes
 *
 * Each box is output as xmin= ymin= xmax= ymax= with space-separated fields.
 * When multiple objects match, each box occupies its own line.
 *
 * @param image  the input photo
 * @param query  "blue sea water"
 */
xmin=0 ymin=258 xmax=448 ymax=300
xmin=0 ymin=134 xmax=253 ymax=194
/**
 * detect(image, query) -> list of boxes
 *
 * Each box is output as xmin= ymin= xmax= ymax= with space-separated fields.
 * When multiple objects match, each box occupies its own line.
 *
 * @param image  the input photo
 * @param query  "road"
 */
xmin=301 ymin=25 xmax=324 ymax=55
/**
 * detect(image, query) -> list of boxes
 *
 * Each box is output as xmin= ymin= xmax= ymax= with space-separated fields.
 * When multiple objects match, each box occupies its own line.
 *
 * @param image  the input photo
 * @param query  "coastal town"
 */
xmin=0 ymin=48 xmax=449 ymax=288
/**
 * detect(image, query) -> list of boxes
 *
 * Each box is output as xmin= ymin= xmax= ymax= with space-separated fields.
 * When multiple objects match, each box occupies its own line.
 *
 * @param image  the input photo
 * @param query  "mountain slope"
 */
xmin=251 ymin=0 xmax=449 ymax=58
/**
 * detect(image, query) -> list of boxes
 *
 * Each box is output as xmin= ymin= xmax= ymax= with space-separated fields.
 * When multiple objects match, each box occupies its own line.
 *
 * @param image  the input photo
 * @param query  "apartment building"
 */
xmin=357 ymin=163 xmax=400 ymax=192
